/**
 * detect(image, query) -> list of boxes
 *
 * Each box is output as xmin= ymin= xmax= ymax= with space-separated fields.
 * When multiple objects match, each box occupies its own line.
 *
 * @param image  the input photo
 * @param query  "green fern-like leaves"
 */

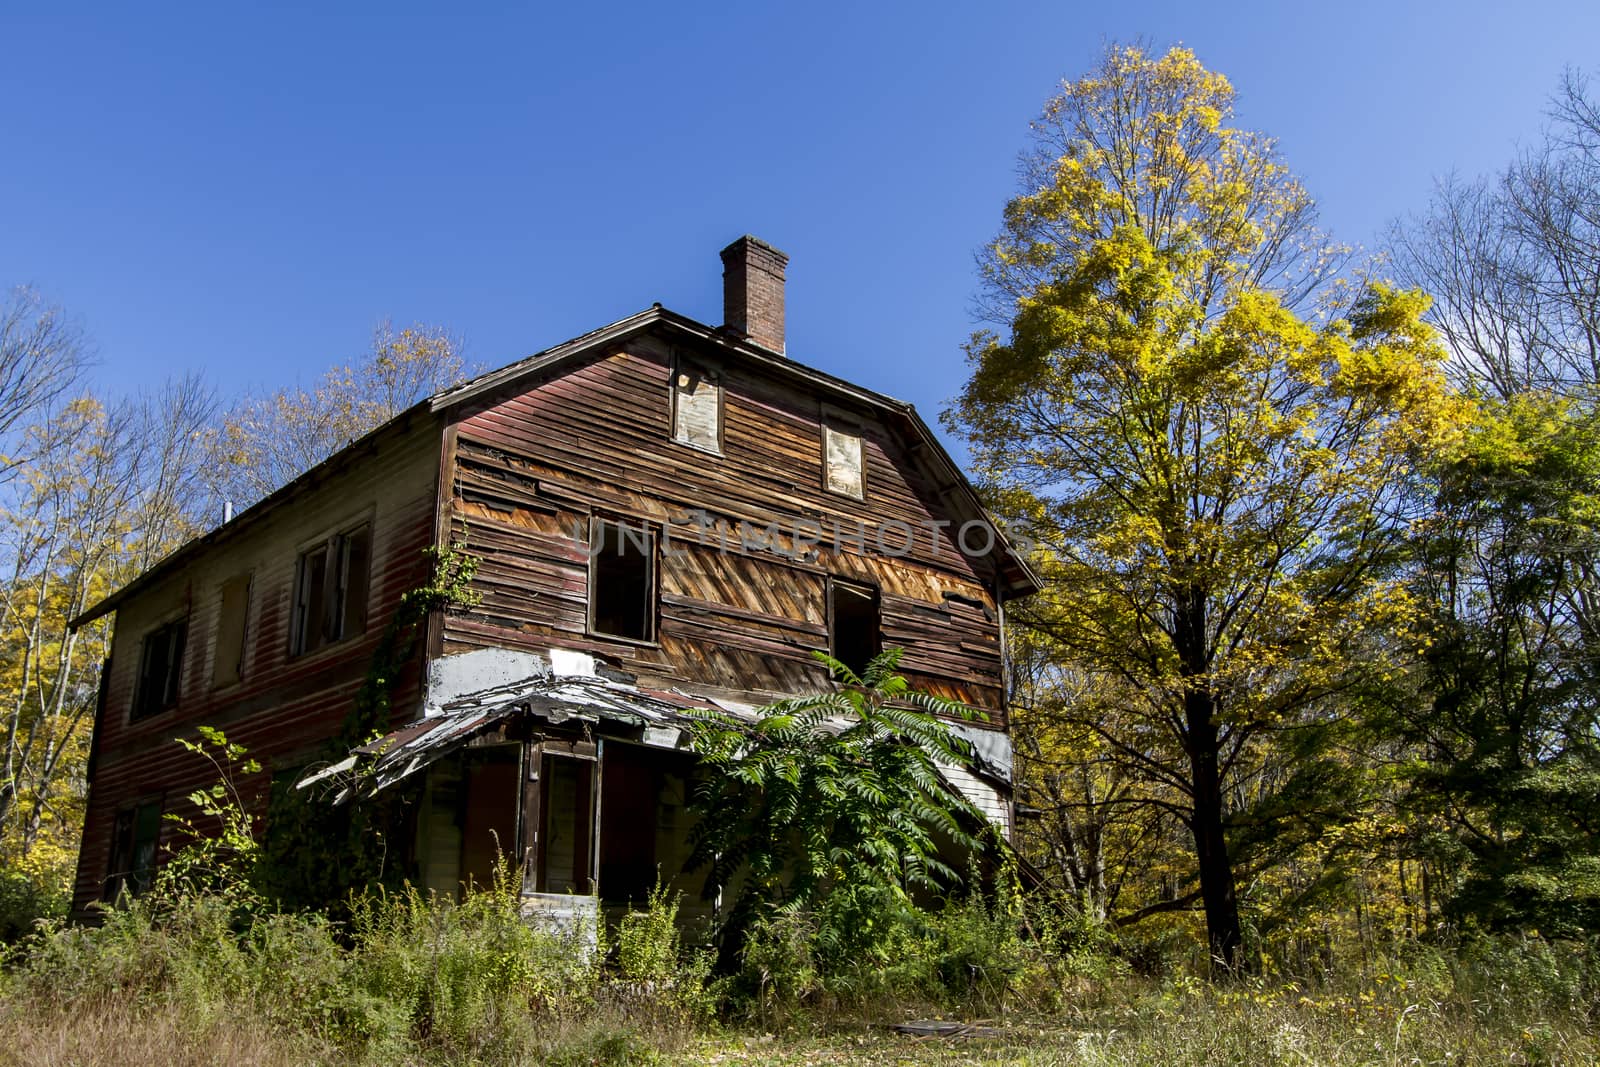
xmin=685 ymin=648 xmax=992 ymax=957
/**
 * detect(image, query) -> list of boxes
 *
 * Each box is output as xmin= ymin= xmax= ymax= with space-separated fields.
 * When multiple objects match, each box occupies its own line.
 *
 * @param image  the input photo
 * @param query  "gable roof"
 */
xmin=71 ymin=305 xmax=1038 ymax=629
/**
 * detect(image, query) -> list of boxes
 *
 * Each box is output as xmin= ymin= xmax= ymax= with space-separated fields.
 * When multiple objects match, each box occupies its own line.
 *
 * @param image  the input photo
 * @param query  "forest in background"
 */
xmin=0 ymin=41 xmax=1596 ymax=1067
xmin=0 ymin=317 xmax=467 ymax=932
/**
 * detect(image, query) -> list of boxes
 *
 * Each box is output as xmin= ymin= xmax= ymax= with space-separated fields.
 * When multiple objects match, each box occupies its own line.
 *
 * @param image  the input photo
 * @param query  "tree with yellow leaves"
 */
xmin=208 ymin=322 xmax=472 ymax=508
xmin=0 ymin=380 xmax=215 ymax=929
xmin=947 ymin=44 xmax=1464 ymax=971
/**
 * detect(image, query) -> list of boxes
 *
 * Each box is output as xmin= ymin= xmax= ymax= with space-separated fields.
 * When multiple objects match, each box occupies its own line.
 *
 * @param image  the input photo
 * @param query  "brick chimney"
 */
xmin=720 ymin=235 xmax=789 ymax=354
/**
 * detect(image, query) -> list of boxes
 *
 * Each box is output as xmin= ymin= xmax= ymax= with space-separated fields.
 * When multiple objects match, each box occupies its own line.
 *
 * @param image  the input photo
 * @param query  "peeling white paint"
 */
xmin=425 ymin=648 xmax=550 ymax=715
xmin=643 ymin=725 xmax=686 ymax=749
xmin=942 ymin=762 xmax=1012 ymax=838
xmin=520 ymin=892 xmax=599 ymax=958
xmin=950 ymin=723 xmax=1013 ymax=784
xmin=549 ymin=648 xmax=599 ymax=677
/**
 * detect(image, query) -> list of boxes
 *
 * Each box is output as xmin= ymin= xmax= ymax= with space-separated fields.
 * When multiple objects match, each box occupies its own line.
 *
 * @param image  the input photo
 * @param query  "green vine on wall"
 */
xmin=340 ymin=534 xmax=481 ymax=748
xmin=257 ymin=533 xmax=482 ymax=913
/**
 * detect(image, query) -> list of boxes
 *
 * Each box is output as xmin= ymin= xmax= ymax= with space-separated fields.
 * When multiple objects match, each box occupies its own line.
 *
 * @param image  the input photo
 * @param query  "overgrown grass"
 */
xmin=0 ymin=873 xmax=1593 ymax=1065
xmin=0 ymin=865 xmax=701 ymax=1066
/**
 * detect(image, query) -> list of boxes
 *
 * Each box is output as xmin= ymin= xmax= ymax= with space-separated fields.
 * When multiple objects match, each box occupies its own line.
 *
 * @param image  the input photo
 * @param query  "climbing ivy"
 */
xmin=256 ymin=535 xmax=481 ymax=913
xmin=342 ymin=535 xmax=481 ymax=748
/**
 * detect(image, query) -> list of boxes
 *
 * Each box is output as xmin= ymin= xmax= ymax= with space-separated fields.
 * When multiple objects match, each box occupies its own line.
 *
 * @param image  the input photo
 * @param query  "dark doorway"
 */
xmin=829 ymin=578 xmax=880 ymax=677
xmin=590 ymin=519 xmax=655 ymax=642
xmin=599 ymin=743 xmax=663 ymax=904
xmin=459 ymin=745 xmax=519 ymax=893
xmin=538 ymin=753 xmax=594 ymax=894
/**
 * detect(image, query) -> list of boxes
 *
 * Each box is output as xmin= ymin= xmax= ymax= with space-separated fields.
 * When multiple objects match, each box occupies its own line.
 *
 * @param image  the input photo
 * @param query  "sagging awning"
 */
xmin=297 ymin=673 xmax=732 ymax=804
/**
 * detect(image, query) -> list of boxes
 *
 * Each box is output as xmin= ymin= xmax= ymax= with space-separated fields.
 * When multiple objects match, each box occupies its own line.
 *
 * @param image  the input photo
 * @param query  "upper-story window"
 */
xmin=212 ymin=573 xmax=252 ymax=688
xmin=291 ymin=524 xmax=371 ymax=657
xmin=828 ymin=577 xmax=880 ymax=678
xmin=672 ymin=359 xmax=722 ymax=453
xmin=589 ymin=517 xmax=656 ymax=643
xmin=822 ymin=413 xmax=864 ymax=500
xmin=133 ymin=618 xmax=187 ymax=720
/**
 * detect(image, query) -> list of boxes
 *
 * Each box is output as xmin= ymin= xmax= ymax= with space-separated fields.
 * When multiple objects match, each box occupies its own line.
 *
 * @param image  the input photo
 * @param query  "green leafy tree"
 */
xmin=1393 ymin=396 xmax=1600 ymax=935
xmin=685 ymin=649 xmax=986 ymax=968
xmin=1382 ymin=70 xmax=1600 ymax=938
xmin=947 ymin=44 xmax=1462 ymax=970
xmin=152 ymin=726 xmax=264 ymax=916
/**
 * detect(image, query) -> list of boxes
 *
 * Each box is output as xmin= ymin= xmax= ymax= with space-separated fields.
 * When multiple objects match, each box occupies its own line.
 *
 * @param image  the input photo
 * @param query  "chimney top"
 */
xmin=720 ymin=236 xmax=788 ymax=354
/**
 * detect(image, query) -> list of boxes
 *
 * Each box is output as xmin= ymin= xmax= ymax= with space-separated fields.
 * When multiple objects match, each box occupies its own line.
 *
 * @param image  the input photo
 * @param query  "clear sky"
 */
xmin=3 ymin=2 xmax=1597 ymax=457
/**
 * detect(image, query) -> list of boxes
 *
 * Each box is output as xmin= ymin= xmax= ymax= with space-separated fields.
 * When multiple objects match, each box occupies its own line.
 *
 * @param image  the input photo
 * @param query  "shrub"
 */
xmin=0 ymin=859 xmax=70 ymax=943
xmin=611 ymin=882 xmax=714 ymax=1033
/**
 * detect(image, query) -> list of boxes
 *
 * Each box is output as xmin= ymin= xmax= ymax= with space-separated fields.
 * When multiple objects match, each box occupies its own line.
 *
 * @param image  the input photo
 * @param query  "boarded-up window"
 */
xmin=104 ymin=797 xmax=162 ymax=900
xmin=212 ymin=574 xmax=251 ymax=688
xmin=673 ymin=362 xmax=721 ymax=452
xmin=132 ymin=619 xmax=187 ymax=720
xmin=828 ymin=578 xmax=880 ymax=678
xmin=824 ymin=421 xmax=864 ymax=499
xmin=291 ymin=523 xmax=371 ymax=656
xmin=589 ymin=518 xmax=655 ymax=642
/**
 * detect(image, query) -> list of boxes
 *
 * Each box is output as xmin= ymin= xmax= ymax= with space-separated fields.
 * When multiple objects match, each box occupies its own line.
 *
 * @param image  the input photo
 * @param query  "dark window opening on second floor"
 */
xmin=829 ymin=578 xmax=880 ymax=679
xmin=292 ymin=524 xmax=371 ymax=657
xmin=132 ymin=618 xmax=187 ymax=720
xmin=589 ymin=518 xmax=655 ymax=643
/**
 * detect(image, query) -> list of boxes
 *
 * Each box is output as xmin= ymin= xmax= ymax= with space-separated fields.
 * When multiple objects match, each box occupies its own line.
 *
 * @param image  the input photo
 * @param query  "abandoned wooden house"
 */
xmin=68 ymin=236 xmax=1040 ymax=923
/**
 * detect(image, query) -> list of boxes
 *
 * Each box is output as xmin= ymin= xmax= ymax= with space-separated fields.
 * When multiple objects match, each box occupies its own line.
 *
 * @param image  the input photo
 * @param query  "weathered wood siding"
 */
xmin=71 ymin=418 xmax=443 ymax=914
xmin=442 ymin=332 xmax=1006 ymax=720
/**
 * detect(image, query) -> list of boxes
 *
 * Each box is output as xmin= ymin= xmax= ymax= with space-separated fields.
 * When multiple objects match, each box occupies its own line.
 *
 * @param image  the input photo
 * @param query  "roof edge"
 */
xmin=75 ymin=301 xmax=1039 ymax=631
xmin=68 ymin=402 xmax=439 ymax=631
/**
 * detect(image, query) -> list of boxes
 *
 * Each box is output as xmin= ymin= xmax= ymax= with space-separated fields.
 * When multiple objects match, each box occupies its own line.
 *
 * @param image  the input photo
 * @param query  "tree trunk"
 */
xmin=1186 ymin=686 xmax=1243 ymax=974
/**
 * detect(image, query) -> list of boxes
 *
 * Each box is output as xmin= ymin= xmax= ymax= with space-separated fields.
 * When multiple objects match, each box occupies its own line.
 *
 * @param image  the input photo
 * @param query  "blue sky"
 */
xmin=4 ymin=2 xmax=1597 ymax=455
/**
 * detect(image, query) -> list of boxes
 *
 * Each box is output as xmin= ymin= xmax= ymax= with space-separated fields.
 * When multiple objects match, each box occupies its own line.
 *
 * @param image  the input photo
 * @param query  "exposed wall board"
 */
xmin=442 ymin=335 xmax=1006 ymax=717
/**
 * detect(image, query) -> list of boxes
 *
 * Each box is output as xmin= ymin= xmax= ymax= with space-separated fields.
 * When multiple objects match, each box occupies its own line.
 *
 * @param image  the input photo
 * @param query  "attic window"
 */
xmin=589 ymin=518 xmax=656 ymax=643
xmin=291 ymin=524 xmax=371 ymax=657
xmin=132 ymin=618 xmax=187 ymax=721
xmin=823 ymin=419 xmax=864 ymax=499
xmin=212 ymin=574 xmax=251 ymax=688
xmin=672 ymin=360 xmax=721 ymax=453
xmin=828 ymin=578 xmax=880 ymax=679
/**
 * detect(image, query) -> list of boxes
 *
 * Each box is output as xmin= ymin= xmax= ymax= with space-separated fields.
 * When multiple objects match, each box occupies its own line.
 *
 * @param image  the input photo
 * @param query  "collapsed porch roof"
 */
xmin=297 ymin=666 xmax=1014 ymax=810
xmin=296 ymin=673 xmax=739 ymax=804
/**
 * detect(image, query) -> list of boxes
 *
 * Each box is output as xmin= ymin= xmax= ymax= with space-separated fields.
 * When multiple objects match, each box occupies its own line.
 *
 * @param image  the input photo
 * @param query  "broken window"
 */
xmin=823 ymin=418 xmax=864 ymax=499
xmin=104 ymin=797 xmax=162 ymax=900
xmin=291 ymin=523 xmax=371 ymax=656
xmin=828 ymin=578 xmax=880 ymax=678
xmin=212 ymin=573 xmax=252 ymax=688
xmin=589 ymin=518 xmax=655 ymax=642
xmin=132 ymin=618 xmax=187 ymax=720
xmin=672 ymin=359 xmax=721 ymax=453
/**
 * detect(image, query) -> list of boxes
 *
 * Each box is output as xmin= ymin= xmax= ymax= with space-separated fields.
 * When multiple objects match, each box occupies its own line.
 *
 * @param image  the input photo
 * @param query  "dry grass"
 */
xmin=0 ymin=984 xmax=1594 ymax=1067
xmin=0 ymin=1000 xmax=332 ymax=1067
xmin=678 ymin=972 xmax=1600 ymax=1067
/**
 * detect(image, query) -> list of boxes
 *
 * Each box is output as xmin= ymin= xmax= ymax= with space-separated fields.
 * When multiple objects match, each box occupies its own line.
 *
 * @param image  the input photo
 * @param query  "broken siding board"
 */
xmin=442 ymin=336 xmax=1009 ymax=719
